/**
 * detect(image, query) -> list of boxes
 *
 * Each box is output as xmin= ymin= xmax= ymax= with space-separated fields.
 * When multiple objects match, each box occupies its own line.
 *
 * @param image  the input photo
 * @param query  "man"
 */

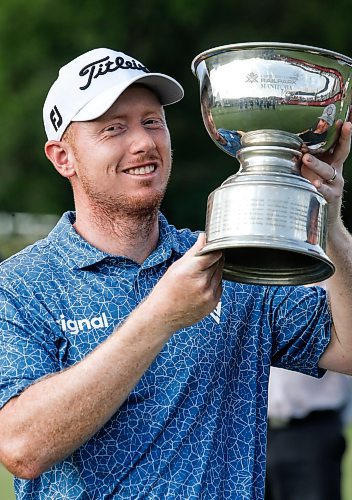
xmin=0 ymin=48 xmax=351 ymax=499
xmin=298 ymin=103 xmax=336 ymax=150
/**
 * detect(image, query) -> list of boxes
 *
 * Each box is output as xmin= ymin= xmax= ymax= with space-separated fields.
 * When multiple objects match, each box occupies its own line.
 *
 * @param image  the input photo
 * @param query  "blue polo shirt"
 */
xmin=0 ymin=212 xmax=331 ymax=499
xmin=217 ymin=128 xmax=242 ymax=155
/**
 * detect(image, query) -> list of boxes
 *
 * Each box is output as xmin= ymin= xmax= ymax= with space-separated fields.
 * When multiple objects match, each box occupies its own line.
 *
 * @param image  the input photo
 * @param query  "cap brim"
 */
xmin=72 ymin=73 xmax=184 ymax=122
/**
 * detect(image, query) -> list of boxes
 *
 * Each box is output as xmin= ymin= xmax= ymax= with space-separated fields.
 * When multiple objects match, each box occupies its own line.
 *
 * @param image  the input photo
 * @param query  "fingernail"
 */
xmin=305 ymin=154 xmax=313 ymax=162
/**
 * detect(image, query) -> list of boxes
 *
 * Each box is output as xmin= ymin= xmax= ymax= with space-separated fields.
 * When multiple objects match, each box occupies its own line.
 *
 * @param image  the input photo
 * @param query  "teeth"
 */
xmin=126 ymin=164 xmax=156 ymax=175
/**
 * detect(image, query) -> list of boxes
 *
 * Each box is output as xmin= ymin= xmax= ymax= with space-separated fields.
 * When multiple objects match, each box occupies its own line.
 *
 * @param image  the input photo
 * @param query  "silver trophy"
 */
xmin=192 ymin=42 xmax=352 ymax=285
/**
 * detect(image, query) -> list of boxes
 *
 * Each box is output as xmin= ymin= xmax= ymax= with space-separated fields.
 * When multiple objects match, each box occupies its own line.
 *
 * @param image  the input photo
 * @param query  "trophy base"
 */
xmin=202 ymin=168 xmax=334 ymax=286
xmin=199 ymin=240 xmax=334 ymax=285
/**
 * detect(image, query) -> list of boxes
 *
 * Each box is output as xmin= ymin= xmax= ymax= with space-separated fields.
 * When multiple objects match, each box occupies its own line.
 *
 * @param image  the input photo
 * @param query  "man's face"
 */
xmin=67 ymin=85 xmax=172 ymax=218
xmin=315 ymin=119 xmax=330 ymax=134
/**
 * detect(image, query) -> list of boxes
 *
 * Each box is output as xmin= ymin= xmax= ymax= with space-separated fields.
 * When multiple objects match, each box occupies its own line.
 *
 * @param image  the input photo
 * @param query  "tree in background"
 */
xmin=0 ymin=0 xmax=351 ymax=230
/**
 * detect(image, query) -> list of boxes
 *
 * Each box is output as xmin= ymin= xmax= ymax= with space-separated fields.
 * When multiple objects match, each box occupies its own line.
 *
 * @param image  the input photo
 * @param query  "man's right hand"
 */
xmin=144 ymin=233 xmax=223 ymax=332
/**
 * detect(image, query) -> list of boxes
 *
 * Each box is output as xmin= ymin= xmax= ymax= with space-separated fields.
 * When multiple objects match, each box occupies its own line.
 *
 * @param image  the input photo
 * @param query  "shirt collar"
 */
xmin=48 ymin=211 xmax=184 ymax=270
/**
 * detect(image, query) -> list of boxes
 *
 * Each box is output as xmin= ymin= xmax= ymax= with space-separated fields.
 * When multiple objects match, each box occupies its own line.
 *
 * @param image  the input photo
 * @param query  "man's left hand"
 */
xmin=301 ymin=121 xmax=352 ymax=225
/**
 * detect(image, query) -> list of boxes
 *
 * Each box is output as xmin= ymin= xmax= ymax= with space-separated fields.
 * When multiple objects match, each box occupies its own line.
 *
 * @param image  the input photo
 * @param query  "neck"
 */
xmin=73 ymin=207 xmax=160 ymax=264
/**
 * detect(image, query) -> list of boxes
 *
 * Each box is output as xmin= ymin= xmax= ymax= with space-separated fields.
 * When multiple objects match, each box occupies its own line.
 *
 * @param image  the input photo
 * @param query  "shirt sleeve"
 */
xmin=267 ymin=284 xmax=331 ymax=377
xmin=0 ymin=287 xmax=60 ymax=409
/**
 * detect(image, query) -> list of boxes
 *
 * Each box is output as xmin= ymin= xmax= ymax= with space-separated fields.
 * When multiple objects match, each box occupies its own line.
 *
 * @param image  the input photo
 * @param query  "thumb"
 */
xmin=191 ymin=233 xmax=223 ymax=265
xmin=183 ymin=232 xmax=207 ymax=256
xmin=190 ymin=232 xmax=206 ymax=254
xmin=196 ymin=232 xmax=206 ymax=247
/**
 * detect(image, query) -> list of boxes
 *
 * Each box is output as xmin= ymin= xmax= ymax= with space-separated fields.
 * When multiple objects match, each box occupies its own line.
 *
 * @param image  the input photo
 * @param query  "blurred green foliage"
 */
xmin=0 ymin=0 xmax=351 ymax=231
xmin=0 ymin=464 xmax=14 ymax=499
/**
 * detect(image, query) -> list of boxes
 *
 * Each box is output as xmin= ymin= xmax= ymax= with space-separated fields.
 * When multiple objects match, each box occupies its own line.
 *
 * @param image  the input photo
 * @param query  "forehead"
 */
xmin=68 ymin=85 xmax=164 ymax=137
xmin=104 ymin=84 xmax=163 ymax=116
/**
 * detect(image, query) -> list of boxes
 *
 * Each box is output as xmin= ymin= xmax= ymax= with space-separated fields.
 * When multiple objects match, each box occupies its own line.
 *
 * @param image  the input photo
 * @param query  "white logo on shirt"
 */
xmin=210 ymin=301 xmax=222 ymax=324
xmin=56 ymin=313 xmax=109 ymax=334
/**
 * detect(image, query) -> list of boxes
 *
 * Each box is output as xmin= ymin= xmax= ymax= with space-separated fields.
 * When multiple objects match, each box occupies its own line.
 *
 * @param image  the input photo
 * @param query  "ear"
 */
xmin=44 ymin=140 xmax=76 ymax=179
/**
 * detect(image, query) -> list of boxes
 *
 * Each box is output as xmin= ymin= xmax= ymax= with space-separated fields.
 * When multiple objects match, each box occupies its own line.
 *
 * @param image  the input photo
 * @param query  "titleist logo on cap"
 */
xmin=78 ymin=55 xmax=150 ymax=91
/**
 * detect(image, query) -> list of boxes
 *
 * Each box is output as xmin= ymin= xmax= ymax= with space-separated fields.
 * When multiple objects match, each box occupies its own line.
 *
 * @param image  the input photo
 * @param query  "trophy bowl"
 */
xmin=192 ymin=42 xmax=352 ymax=285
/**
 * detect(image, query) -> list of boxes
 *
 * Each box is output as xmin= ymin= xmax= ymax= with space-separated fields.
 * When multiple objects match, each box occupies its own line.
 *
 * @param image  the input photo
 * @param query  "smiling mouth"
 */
xmin=124 ymin=164 xmax=156 ymax=175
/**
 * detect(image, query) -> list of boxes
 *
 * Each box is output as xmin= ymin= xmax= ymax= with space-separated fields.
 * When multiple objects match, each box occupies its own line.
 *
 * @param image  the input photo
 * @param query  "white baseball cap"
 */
xmin=43 ymin=48 xmax=184 ymax=141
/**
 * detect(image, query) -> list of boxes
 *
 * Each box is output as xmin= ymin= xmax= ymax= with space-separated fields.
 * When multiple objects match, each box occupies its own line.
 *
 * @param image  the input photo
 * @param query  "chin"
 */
xmin=96 ymin=190 xmax=165 ymax=219
xmin=127 ymin=192 xmax=164 ymax=216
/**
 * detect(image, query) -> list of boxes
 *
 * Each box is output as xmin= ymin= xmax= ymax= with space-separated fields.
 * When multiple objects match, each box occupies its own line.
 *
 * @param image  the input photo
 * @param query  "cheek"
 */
xmin=107 ymin=164 xmax=118 ymax=175
xmin=161 ymin=133 xmax=172 ymax=159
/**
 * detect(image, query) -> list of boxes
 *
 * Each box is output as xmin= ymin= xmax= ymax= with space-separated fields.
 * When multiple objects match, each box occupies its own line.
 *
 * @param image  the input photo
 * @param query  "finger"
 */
xmin=211 ymin=259 xmax=224 ymax=302
xmin=302 ymin=152 xmax=342 ymax=187
xmin=189 ymin=232 xmax=211 ymax=254
xmin=302 ymin=121 xmax=351 ymax=178
xmin=194 ymin=232 xmax=206 ymax=250
xmin=318 ymin=121 xmax=352 ymax=167
xmin=194 ymin=251 xmax=223 ymax=275
xmin=209 ymin=257 xmax=224 ymax=289
xmin=300 ymin=154 xmax=326 ymax=184
xmin=189 ymin=233 xmax=223 ymax=267
xmin=330 ymin=121 xmax=352 ymax=165
xmin=206 ymin=253 xmax=224 ymax=282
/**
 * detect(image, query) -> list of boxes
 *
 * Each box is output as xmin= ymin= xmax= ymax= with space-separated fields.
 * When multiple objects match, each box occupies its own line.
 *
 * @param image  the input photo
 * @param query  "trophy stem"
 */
xmin=241 ymin=130 xmax=303 ymax=149
xmin=237 ymin=130 xmax=303 ymax=175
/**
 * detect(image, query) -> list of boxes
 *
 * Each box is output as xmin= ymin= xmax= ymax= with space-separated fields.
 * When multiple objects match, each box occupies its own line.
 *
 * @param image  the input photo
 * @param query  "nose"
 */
xmin=129 ymin=125 xmax=156 ymax=154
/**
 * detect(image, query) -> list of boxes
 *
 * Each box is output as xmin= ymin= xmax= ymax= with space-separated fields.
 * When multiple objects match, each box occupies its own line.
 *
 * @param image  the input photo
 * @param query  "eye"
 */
xmin=104 ymin=123 xmax=126 ymax=135
xmin=144 ymin=117 xmax=165 ymax=128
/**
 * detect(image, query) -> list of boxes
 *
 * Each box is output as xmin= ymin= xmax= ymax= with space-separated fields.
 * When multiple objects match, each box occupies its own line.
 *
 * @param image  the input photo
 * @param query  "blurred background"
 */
xmin=1 ymin=0 xmax=352 ymax=497
xmin=1 ymin=0 xmax=352 ymax=258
